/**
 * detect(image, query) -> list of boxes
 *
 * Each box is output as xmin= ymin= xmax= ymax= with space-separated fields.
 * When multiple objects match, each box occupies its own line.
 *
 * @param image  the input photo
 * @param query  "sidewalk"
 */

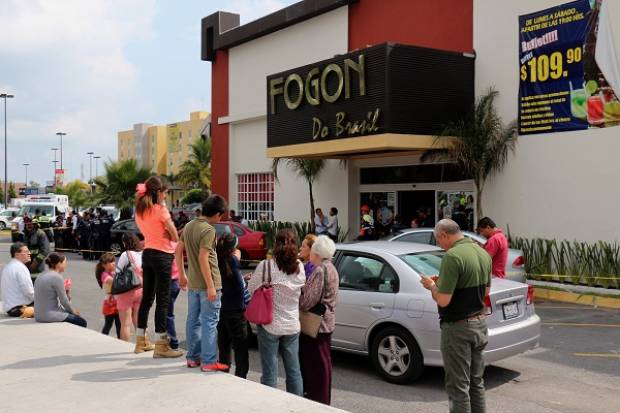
xmin=0 ymin=315 xmax=345 ymax=413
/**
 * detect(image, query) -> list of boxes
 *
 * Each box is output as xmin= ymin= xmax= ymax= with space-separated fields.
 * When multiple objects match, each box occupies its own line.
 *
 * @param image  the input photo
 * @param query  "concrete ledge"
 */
xmin=532 ymin=284 xmax=620 ymax=310
xmin=0 ymin=317 xmax=346 ymax=413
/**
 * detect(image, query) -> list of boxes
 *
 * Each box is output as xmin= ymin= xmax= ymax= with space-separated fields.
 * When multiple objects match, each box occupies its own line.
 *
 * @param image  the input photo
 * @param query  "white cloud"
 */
xmin=0 ymin=0 xmax=157 ymax=184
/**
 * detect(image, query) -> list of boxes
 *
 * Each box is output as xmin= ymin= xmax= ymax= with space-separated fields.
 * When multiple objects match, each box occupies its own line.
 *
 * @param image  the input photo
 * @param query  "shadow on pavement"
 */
xmin=0 ymin=353 xmax=135 ymax=370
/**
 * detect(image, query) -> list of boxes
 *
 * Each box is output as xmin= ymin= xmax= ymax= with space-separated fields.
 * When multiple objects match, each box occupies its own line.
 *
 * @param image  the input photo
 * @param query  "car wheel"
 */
xmin=110 ymin=242 xmax=122 ymax=255
xmin=371 ymin=326 xmax=424 ymax=384
xmin=0 ymin=222 xmax=5 ymax=230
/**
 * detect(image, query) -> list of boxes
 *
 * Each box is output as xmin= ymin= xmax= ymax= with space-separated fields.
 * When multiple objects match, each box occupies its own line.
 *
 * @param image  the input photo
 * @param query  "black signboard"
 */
xmin=266 ymin=43 xmax=475 ymax=149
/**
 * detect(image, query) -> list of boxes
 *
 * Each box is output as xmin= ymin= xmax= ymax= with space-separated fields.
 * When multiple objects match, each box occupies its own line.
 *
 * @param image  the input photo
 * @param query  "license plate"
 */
xmin=502 ymin=302 xmax=519 ymax=320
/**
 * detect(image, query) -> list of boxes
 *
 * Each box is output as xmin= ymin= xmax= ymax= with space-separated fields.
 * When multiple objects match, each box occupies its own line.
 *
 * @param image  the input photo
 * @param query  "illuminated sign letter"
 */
xmin=321 ymin=63 xmax=344 ymax=104
xmin=305 ymin=67 xmax=320 ymax=106
xmin=269 ymin=77 xmax=284 ymax=114
xmin=284 ymin=73 xmax=304 ymax=110
xmin=344 ymin=54 xmax=366 ymax=99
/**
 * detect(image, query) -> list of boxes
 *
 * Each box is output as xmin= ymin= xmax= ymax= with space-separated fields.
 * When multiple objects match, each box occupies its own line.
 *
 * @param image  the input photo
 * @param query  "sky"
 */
xmin=0 ymin=0 xmax=298 ymax=187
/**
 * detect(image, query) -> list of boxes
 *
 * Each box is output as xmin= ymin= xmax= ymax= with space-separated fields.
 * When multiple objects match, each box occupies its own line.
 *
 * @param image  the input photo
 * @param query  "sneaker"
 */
xmin=200 ymin=362 xmax=230 ymax=372
xmin=187 ymin=359 xmax=200 ymax=368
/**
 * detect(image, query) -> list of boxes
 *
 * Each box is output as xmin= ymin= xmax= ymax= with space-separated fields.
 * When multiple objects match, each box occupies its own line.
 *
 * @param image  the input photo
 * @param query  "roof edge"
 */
xmin=201 ymin=0 xmax=358 ymax=62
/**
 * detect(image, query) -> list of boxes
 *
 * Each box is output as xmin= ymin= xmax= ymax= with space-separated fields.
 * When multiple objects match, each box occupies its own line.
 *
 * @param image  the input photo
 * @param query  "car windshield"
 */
xmin=18 ymin=205 xmax=55 ymax=217
xmin=399 ymin=251 xmax=445 ymax=277
xmin=214 ymin=223 xmax=232 ymax=236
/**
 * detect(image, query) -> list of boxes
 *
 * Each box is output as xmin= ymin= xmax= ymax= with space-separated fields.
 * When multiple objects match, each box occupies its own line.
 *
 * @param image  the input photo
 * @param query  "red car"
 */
xmin=214 ymin=221 xmax=267 ymax=267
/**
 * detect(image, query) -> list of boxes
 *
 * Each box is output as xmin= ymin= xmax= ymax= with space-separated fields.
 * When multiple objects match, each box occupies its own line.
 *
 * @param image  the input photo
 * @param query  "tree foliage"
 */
xmin=421 ymin=88 xmax=517 ymax=220
xmin=8 ymin=182 xmax=16 ymax=200
xmin=94 ymin=159 xmax=151 ymax=214
xmin=177 ymin=138 xmax=212 ymax=190
xmin=271 ymin=158 xmax=326 ymax=228
xmin=181 ymin=188 xmax=207 ymax=205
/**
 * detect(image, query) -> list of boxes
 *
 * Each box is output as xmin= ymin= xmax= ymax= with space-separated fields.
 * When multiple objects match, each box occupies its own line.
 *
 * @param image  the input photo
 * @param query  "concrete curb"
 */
xmin=533 ymin=286 xmax=620 ymax=310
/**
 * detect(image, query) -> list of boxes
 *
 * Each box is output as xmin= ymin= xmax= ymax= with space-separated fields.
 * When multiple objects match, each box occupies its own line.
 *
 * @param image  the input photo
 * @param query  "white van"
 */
xmin=11 ymin=194 xmax=71 ymax=242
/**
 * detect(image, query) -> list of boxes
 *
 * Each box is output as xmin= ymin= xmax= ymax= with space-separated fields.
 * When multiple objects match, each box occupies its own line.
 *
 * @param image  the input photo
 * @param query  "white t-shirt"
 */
xmin=1 ymin=259 xmax=35 ymax=312
xmin=327 ymin=215 xmax=339 ymax=236
xmin=117 ymin=250 xmax=143 ymax=271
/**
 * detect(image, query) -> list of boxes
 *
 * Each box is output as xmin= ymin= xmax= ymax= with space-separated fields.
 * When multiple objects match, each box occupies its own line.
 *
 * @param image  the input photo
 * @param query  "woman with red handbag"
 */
xmin=247 ymin=229 xmax=306 ymax=396
xmin=95 ymin=253 xmax=121 ymax=338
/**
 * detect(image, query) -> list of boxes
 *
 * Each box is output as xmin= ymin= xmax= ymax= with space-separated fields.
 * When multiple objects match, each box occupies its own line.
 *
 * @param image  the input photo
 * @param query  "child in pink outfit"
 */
xmin=95 ymin=253 xmax=120 ymax=338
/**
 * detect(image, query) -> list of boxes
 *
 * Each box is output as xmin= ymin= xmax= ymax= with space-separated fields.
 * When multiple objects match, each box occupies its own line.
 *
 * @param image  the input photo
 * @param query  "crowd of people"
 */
xmin=1 ymin=174 xmax=510 ymax=411
xmin=1 ymin=175 xmax=341 ymax=406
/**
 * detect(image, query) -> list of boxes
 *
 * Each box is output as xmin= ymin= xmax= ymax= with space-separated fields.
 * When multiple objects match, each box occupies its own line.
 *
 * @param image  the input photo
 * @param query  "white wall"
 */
xmin=475 ymin=0 xmax=620 ymax=242
xmin=228 ymin=7 xmax=349 ymax=118
xmin=226 ymin=7 xmax=350 ymax=229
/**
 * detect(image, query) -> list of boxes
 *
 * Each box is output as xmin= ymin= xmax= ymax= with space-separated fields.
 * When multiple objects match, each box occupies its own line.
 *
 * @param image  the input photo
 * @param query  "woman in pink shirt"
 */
xmin=134 ymin=176 xmax=182 ymax=358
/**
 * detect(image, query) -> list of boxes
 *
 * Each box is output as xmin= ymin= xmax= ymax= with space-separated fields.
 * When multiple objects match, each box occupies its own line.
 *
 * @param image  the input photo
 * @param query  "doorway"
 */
xmin=397 ymin=191 xmax=435 ymax=228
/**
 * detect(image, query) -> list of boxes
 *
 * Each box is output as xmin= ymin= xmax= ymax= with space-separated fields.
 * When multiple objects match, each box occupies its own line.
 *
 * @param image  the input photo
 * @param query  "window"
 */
xmin=396 ymin=231 xmax=433 ymax=245
xmin=232 ymin=225 xmax=245 ymax=236
xmin=237 ymin=173 xmax=274 ymax=221
xmin=338 ymin=254 xmax=399 ymax=293
xmin=400 ymin=251 xmax=444 ymax=277
xmin=214 ymin=223 xmax=232 ymax=236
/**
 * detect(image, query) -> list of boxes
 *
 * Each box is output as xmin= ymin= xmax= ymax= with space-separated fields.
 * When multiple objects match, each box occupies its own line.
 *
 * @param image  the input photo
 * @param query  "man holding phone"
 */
xmin=420 ymin=219 xmax=492 ymax=413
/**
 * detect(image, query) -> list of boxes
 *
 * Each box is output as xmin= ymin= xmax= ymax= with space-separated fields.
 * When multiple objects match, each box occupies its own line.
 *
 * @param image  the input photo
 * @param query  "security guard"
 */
xmin=421 ymin=219 xmax=492 ymax=413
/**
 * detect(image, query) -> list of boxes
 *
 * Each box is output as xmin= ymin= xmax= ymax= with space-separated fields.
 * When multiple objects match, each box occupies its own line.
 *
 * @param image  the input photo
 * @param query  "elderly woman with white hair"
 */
xmin=298 ymin=235 xmax=339 ymax=405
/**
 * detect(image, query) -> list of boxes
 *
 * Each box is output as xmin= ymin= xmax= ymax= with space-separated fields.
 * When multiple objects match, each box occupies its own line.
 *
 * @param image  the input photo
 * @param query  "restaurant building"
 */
xmin=202 ymin=0 xmax=620 ymax=242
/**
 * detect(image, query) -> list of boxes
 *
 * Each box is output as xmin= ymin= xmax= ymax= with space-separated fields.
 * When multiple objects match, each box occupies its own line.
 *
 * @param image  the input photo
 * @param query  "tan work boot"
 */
xmin=153 ymin=337 xmax=184 ymax=358
xmin=134 ymin=335 xmax=155 ymax=354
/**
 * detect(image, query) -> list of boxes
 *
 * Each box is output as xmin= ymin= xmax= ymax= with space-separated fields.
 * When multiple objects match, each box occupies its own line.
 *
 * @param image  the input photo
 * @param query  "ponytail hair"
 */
xmin=135 ymin=176 xmax=169 ymax=217
xmin=95 ymin=253 xmax=116 ymax=288
xmin=45 ymin=252 xmax=66 ymax=271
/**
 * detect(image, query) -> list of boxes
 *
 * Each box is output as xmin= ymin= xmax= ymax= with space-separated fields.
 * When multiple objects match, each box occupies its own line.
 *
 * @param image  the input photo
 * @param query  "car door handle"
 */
xmin=369 ymin=303 xmax=385 ymax=310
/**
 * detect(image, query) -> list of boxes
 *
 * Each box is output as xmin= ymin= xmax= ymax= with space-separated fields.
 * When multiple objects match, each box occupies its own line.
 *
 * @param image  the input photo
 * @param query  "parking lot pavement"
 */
xmin=0 ymin=240 xmax=618 ymax=412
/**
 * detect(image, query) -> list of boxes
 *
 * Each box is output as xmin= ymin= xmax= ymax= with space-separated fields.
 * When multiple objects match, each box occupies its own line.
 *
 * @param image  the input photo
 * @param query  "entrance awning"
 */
xmin=266 ymin=133 xmax=447 ymax=158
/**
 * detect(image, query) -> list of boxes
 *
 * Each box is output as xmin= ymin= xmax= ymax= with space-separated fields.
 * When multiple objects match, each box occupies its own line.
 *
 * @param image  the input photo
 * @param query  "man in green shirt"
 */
xmin=176 ymin=194 xmax=228 ymax=372
xmin=421 ymin=219 xmax=492 ymax=413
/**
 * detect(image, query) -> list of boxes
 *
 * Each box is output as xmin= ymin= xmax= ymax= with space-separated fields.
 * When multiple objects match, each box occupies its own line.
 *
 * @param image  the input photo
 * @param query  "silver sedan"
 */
xmin=386 ymin=228 xmax=526 ymax=283
xmin=331 ymin=241 xmax=540 ymax=384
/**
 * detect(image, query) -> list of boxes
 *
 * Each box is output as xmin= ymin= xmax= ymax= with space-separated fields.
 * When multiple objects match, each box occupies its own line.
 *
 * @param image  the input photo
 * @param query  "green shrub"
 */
xmin=247 ymin=220 xmax=348 ymax=252
xmin=510 ymin=236 xmax=620 ymax=289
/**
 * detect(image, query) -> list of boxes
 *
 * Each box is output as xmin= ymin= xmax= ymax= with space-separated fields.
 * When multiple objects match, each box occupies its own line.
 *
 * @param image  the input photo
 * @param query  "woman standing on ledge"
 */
xmin=134 ymin=176 xmax=182 ymax=358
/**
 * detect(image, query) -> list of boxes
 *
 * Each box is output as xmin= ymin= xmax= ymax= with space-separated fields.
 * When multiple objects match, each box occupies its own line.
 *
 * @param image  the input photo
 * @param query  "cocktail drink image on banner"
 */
xmin=587 ymin=94 xmax=605 ymax=125
xmin=570 ymin=81 xmax=587 ymax=119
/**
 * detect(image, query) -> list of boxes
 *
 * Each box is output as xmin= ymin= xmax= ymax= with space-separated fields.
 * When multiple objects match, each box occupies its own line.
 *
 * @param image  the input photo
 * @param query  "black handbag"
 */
xmin=111 ymin=252 xmax=142 ymax=295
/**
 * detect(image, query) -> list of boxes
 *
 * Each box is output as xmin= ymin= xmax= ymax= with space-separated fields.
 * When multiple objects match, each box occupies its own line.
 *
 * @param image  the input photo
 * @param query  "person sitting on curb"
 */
xmin=34 ymin=253 xmax=87 ymax=328
xmin=1 ymin=242 xmax=35 ymax=318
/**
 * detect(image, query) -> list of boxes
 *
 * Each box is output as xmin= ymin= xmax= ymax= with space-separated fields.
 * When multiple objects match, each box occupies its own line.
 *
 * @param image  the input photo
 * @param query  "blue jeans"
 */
xmin=186 ymin=289 xmax=221 ymax=364
xmin=257 ymin=325 xmax=303 ymax=396
xmin=166 ymin=279 xmax=181 ymax=349
xmin=64 ymin=313 xmax=87 ymax=328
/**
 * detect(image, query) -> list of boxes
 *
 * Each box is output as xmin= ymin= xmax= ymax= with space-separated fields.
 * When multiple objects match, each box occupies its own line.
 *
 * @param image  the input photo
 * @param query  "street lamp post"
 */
xmin=56 ymin=132 xmax=66 ymax=170
xmin=1 ymin=93 xmax=15 ymax=208
xmin=87 ymin=152 xmax=94 ymax=184
xmin=51 ymin=148 xmax=59 ymax=188
xmin=23 ymin=163 xmax=29 ymax=188
xmin=93 ymin=156 xmax=101 ymax=180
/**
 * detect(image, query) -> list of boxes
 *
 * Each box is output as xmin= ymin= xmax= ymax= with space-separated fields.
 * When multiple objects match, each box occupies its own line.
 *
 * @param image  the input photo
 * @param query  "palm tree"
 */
xmin=177 ymin=138 xmax=212 ymax=190
xmin=94 ymin=159 xmax=151 ymax=219
xmin=421 ymin=88 xmax=517 ymax=221
xmin=164 ymin=173 xmax=179 ymax=207
xmin=272 ymin=158 xmax=326 ymax=230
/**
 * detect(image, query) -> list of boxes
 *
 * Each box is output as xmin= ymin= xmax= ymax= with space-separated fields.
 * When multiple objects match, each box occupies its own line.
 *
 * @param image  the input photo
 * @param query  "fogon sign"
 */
xmin=266 ymin=43 xmax=475 ymax=150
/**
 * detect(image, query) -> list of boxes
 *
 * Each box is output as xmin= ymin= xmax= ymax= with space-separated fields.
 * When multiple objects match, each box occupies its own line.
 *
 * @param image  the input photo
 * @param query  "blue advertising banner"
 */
xmin=518 ymin=0 xmax=620 ymax=135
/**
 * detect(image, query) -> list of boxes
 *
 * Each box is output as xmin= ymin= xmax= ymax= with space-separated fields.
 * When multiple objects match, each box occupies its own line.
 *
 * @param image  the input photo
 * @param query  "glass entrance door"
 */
xmin=437 ymin=191 xmax=475 ymax=231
